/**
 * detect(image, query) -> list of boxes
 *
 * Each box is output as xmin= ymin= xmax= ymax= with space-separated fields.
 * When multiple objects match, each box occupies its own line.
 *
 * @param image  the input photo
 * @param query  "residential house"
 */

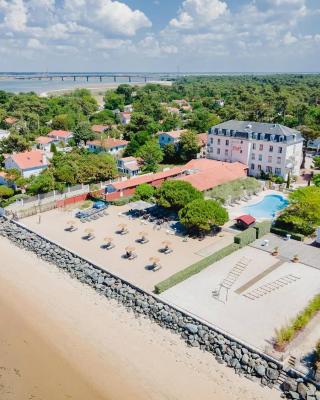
xmin=35 ymin=136 xmax=55 ymax=152
xmin=48 ymin=129 xmax=74 ymax=144
xmin=207 ymin=120 xmax=303 ymax=179
xmin=197 ymin=133 xmax=208 ymax=158
xmin=119 ymin=112 xmax=132 ymax=125
xmin=0 ymin=129 xmax=10 ymax=141
xmin=124 ymin=104 xmax=133 ymax=113
xmin=87 ymin=138 xmax=128 ymax=155
xmin=307 ymin=138 xmax=320 ymax=153
xmin=4 ymin=150 xmax=48 ymax=178
xmin=158 ymin=129 xmax=187 ymax=148
xmin=92 ymin=125 xmax=108 ymax=134
xmin=4 ymin=116 xmax=18 ymax=126
xmin=117 ymin=156 xmax=142 ymax=176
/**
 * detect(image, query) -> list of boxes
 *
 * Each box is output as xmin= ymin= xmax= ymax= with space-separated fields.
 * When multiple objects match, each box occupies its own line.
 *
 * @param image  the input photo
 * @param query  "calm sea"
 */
xmin=0 ymin=76 xmax=147 ymax=94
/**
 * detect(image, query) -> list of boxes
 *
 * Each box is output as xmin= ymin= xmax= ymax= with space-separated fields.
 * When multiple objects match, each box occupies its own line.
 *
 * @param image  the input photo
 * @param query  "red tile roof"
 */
xmin=36 ymin=136 xmax=54 ymax=145
xmin=109 ymin=166 xmax=184 ymax=191
xmin=91 ymin=124 xmax=108 ymax=133
xmin=160 ymin=129 xmax=187 ymax=139
xmin=88 ymin=138 xmax=128 ymax=149
xmin=4 ymin=116 xmax=18 ymax=125
xmin=9 ymin=150 xmax=47 ymax=170
xmin=235 ymin=215 xmax=256 ymax=225
xmin=177 ymin=159 xmax=248 ymax=192
xmin=48 ymin=130 xmax=73 ymax=139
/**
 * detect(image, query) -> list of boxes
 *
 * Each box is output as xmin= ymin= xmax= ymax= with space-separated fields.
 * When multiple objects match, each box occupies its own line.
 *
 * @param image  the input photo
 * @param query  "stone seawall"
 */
xmin=0 ymin=217 xmax=319 ymax=400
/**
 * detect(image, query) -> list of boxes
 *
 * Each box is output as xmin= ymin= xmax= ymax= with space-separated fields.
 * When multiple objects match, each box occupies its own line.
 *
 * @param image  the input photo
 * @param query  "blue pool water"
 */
xmin=241 ymin=194 xmax=289 ymax=219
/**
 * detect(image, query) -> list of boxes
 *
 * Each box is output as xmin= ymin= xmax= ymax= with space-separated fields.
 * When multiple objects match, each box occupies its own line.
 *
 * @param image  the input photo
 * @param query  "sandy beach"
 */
xmin=0 ymin=236 xmax=281 ymax=400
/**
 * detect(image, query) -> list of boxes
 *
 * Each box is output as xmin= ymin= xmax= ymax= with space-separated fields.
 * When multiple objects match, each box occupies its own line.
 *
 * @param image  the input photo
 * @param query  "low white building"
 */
xmin=48 ymin=129 xmax=73 ymax=144
xmin=87 ymin=138 xmax=128 ymax=155
xmin=119 ymin=112 xmax=132 ymax=125
xmin=158 ymin=129 xmax=187 ymax=148
xmin=0 ymin=129 xmax=10 ymax=141
xmin=117 ymin=156 xmax=141 ymax=176
xmin=35 ymin=136 xmax=55 ymax=152
xmin=207 ymin=120 xmax=303 ymax=179
xmin=4 ymin=150 xmax=48 ymax=178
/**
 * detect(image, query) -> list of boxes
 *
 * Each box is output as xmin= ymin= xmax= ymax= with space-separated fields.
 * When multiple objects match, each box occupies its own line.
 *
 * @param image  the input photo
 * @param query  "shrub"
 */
xmin=254 ymin=221 xmax=272 ymax=238
xmin=178 ymin=199 xmax=228 ymax=233
xmin=134 ymin=183 xmax=155 ymax=201
xmin=155 ymin=242 xmax=241 ymax=293
xmin=234 ymin=228 xmax=257 ymax=246
xmin=208 ymin=177 xmax=261 ymax=204
xmin=275 ymin=294 xmax=320 ymax=347
xmin=270 ymin=227 xmax=304 ymax=241
xmin=156 ymin=180 xmax=203 ymax=210
xmin=108 ymin=196 xmax=133 ymax=206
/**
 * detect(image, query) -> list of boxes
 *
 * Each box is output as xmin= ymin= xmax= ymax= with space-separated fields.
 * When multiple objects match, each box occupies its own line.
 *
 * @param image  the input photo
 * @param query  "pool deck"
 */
xmin=227 ymin=189 xmax=288 ymax=221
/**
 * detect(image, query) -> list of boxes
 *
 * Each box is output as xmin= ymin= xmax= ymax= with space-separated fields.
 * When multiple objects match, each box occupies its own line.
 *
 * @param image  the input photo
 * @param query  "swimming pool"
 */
xmin=241 ymin=194 xmax=289 ymax=219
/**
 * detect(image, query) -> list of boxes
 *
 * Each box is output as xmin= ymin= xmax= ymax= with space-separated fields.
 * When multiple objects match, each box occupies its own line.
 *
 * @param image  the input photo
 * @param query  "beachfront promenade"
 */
xmin=0 ymin=215 xmax=318 ymax=400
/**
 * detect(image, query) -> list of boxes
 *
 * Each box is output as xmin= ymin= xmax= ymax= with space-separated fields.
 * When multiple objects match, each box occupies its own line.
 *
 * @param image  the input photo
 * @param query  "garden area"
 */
xmin=206 ymin=177 xmax=262 ymax=205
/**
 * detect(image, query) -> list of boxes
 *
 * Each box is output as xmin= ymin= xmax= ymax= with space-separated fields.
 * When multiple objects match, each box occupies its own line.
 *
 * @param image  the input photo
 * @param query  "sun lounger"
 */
xmin=128 ymin=253 xmax=137 ymax=260
xmin=152 ymin=264 xmax=162 ymax=272
xmin=87 ymin=235 xmax=95 ymax=241
xmin=164 ymin=248 xmax=173 ymax=254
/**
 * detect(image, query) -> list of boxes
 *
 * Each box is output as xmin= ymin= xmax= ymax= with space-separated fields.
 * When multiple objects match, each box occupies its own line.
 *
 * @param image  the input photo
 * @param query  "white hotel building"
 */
xmin=207 ymin=120 xmax=303 ymax=179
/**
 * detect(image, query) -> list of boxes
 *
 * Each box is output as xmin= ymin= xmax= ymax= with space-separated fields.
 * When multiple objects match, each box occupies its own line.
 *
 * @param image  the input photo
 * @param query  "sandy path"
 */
xmin=0 ymin=236 xmax=281 ymax=400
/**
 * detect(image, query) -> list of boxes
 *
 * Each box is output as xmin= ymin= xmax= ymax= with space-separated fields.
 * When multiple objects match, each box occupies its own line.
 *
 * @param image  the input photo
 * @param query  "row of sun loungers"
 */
xmin=80 ymin=210 xmax=108 ymax=223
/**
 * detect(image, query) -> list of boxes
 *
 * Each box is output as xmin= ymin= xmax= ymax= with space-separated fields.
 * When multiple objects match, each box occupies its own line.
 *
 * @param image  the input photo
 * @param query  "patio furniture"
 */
xmin=66 ymin=220 xmax=78 ymax=232
xmin=117 ymin=224 xmax=129 ymax=235
xmin=84 ymin=228 xmax=95 ymax=241
xmin=149 ymin=257 xmax=161 ymax=271
xmin=161 ymin=241 xmax=173 ymax=254
xmin=103 ymin=237 xmax=115 ymax=250
xmin=138 ymin=231 xmax=149 ymax=244
xmin=125 ymin=246 xmax=136 ymax=260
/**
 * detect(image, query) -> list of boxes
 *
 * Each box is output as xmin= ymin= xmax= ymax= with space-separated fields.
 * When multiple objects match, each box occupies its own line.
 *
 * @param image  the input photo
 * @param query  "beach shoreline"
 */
xmin=0 ymin=236 xmax=281 ymax=400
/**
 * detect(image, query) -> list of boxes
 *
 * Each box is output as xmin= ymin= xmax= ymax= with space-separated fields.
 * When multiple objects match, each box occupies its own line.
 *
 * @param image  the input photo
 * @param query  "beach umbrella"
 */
xmin=85 ymin=228 xmax=94 ymax=235
xmin=149 ymin=256 xmax=160 ymax=266
xmin=125 ymin=246 xmax=135 ymax=252
xmin=162 ymin=240 xmax=172 ymax=248
xmin=104 ymin=236 xmax=113 ymax=243
xmin=67 ymin=220 xmax=76 ymax=226
xmin=118 ymin=223 xmax=127 ymax=229
xmin=139 ymin=231 xmax=148 ymax=239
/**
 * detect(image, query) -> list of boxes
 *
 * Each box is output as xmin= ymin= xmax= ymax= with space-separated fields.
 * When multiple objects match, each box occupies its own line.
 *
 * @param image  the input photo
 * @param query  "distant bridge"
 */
xmin=0 ymin=73 xmax=181 ymax=83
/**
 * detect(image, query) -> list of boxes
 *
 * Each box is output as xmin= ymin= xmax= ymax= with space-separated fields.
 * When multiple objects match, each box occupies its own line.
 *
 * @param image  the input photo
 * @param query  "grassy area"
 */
xmin=154 ymin=242 xmax=241 ymax=294
xmin=275 ymin=294 xmax=320 ymax=348
xmin=79 ymin=200 xmax=93 ymax=210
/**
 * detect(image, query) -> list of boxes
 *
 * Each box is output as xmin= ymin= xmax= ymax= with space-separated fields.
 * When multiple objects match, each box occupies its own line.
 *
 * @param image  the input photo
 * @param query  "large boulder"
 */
xmin=255 ymin=365 xmax=266 ymax=377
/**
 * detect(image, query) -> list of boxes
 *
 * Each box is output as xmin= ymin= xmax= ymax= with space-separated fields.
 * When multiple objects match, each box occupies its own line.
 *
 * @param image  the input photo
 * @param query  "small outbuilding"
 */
xmin=235 ymin=214 xmax=256 ymax=230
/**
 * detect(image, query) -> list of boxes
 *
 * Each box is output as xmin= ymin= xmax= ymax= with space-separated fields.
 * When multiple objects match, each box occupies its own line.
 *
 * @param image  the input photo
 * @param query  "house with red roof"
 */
xmin=158 ymin=129 xmax=188 ymax=148
xmin=87 ymin=138 xmax=128 ymax=155
xmin=119 ymin=112 xmax=132 ymax=125
xmin=35 ymin=136 xmax=55 ymax=152
xmin=48 ymin=130 xmax=73 ymax=144
xmin=4 ymin=150 xmax=48 ymax=178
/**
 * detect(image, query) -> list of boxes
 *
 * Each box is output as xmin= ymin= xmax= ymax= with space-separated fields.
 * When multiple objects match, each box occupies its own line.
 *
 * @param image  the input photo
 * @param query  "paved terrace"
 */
xmin=22 ymin=205 xmax=234 ymax=292
xmin=160 ymin=246 xmax=320 ymax=351
xmin=250 ymin=234 xmax=320 ymax=269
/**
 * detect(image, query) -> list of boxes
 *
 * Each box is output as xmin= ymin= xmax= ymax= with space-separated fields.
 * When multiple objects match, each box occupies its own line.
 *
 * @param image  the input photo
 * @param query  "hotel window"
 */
xmin=226 ymin=139 xmax=229 ymax=145
xmin=258 ymin=154 xmax=263 ymax=161
xmin=266 ymin=166 xmax=272 ymax=173
xmin=268 ymin=156 xmax=272 ymax=163
xmin=217 ymin=148 xmax=221 ymax=154
xmin=217 ymin=138 xmax=220 ymax=145
xmin=252 ymin=143 xmax=256 ymax=150
xmin=251 ymin=164 xmax=255 ymax=170
xmin=210 ymin=137 xmax=214 ymax=144
xmin=259 ymin=144 xmax=263 ymax=151
xmin=277 ymin=157 xmax=281 ymax=164
xmin=275 ymin=168 xmax=281 ymax=175
xmin=225 ymin=149 xmax=229 ymax=156
xmin=278 ymin=147 xmax=283 ymax=154
xmin=251 ymin=153 xmax=255 ymax=160
xmin=258 ymin=165 xmax=262 ymax=171
xmin=269 ymin=145 xmax=273 ymax=152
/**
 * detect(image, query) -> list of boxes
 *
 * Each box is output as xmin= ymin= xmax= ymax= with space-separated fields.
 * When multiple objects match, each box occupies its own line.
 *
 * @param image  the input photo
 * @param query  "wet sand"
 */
xmin=0 ymin=236 xmax=281 ymax=400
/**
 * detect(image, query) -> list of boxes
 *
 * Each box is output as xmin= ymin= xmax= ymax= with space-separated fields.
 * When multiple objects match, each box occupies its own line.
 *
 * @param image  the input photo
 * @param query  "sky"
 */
xmin=0 ymin=0 xmax=319 ymax=72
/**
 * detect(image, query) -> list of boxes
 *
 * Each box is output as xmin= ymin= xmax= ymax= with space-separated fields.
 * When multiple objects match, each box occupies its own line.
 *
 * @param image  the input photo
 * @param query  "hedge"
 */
xmin=275 ymin=294 xmax=320 ymax=347
xmin=254 ymin=221 xmax=272 ymax=239
xmin=234 ymin=227 xmax=257 ymax=246
xmin=270 ymin=227 xmax=304 ymax=241
xmin=154 ymin=242 xmax=241 ymax=294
